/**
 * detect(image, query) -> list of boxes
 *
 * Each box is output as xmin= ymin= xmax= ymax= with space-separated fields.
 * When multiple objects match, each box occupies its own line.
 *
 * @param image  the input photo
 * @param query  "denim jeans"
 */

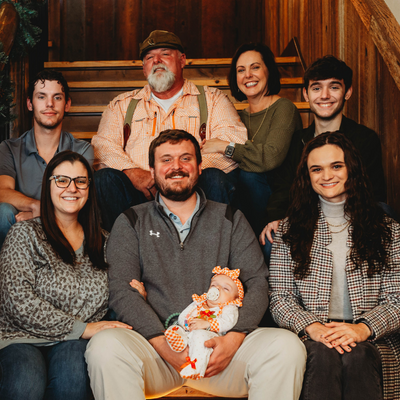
xmin=94 ymin=168 xmax=148 ymax=232
xmin=94 ymin=167 xmax=239 ymax=232
xmin=0 ymin=340 xmax=92 ymax=400
xmin=301 ymin=340 xmax=382 ymax=400
xmin=198 ymin=167 xmax=239 ymax=205
xmin=235 ymin=169 xmax=273 ymax=236
xmin=0 ymin=203 xmax=18 ymax=250
xmin=261 ymin=231 xmax=274 ymax=266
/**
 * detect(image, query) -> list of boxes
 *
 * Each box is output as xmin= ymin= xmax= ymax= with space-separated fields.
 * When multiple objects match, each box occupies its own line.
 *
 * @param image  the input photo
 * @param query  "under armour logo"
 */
xmin=149 ymin=230 xmax=160 ymax=237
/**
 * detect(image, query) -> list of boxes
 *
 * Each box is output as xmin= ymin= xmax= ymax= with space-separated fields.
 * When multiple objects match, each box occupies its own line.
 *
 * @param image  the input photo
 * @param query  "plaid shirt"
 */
xmin=269 ymin=208 xmax=400 ymax=399
xmin=92 ymin=80 xmax=247 ymax=173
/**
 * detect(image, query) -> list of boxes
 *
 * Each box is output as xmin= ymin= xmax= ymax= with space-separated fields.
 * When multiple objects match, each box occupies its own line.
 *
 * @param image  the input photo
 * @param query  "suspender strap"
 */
xmin=123 ymin=93 xmax=140 ymax=150
xmin=196 ymin=85 xmax=208 ymax=127
xmin=122 ymin=86 xmax=208 ymax=148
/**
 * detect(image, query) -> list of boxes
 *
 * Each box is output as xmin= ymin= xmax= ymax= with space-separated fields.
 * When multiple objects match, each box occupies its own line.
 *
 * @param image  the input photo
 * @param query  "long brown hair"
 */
xmin=40 ymin=150 xmax=107 ymax=269
xmin=283 ymin=131 xmax=391 ymax=278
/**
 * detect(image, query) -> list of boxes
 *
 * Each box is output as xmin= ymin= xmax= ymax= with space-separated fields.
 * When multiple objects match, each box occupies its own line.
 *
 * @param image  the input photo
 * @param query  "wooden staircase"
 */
xmin=45 ymin=54 xmax=310 ymax=141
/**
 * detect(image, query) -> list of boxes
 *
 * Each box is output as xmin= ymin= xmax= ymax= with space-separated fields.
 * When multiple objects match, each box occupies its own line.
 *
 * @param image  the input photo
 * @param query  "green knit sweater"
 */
xmin=233 ymin=98 xmax=302 ymax=173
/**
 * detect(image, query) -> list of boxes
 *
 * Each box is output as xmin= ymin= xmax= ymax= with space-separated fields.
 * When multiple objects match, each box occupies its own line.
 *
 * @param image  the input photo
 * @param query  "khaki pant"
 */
xmin=85 ymin=327 xmax=306 ymax=400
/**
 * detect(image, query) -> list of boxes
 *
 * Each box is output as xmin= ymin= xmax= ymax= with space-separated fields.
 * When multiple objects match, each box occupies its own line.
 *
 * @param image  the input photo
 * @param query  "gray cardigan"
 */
xmin=107 ymin=190 xmax=269 ymax=340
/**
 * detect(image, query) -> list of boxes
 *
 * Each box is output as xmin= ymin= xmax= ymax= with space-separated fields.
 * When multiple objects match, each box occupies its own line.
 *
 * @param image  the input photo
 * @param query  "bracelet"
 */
xmin=164 ymin=313 xmax=180 ymax=330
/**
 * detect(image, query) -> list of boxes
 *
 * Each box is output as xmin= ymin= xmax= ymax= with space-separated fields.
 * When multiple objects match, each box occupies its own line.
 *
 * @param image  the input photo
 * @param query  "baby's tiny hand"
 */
xmin=188 ymin=319 xmax=211 ymax=331
xmin=129 ymin=279 xmax=147 ymax=300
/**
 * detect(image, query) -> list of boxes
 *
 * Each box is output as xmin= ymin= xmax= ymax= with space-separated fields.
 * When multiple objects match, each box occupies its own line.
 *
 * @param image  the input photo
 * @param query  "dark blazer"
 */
xmin=269 ymin=208 xmax=400 ymax=399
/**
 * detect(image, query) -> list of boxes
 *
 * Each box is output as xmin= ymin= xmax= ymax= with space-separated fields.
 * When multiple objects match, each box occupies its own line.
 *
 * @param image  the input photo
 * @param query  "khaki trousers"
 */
xmin=85 ymin=327 xmax=306 ymax=400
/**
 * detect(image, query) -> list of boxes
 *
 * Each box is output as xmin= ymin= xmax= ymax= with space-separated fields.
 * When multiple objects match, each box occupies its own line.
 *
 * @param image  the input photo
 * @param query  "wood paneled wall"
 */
xmin=263 ymin=0 xmax=340 ymax=66
xmin=343 ymin=0 xmax=400 ymax=214
xmin=48 ymin=0 xmax=264 ymax=61
xmin=260 ymin=0 xmax=399 ymax=214
xmin=46 ymin=0 xmax=399 ymax=214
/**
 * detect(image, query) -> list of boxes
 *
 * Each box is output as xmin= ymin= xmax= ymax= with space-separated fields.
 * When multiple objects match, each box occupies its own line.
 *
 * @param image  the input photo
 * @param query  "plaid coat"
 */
xmin=269 ymin=209 xmax=400 ymax=400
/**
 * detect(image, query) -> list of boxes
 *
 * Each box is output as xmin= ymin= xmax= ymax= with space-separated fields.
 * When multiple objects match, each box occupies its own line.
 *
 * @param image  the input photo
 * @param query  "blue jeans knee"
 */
xmin=44 ymin=340 xmax=92 ymax=400
xmin=198 ymin=168 xmax=239 ymax=205
xmin=0 ymin=344 xmax=47 ymax=400
xmin=94 ymin=168 xmax=147 ymax=231
xmin=236 ymin=170 xmax=272 ymax=235
xmin=0 ymin=203 xmax=18 ymax=249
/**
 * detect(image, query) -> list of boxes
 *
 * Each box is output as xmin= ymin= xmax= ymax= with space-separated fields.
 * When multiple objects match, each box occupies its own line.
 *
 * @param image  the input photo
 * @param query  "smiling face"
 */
xmin=307 ymin=144 xmax=348 ymax=203
xmin=207 ymin=274 xmax=239 ymax=307
xmin=150 ymin=139 xmax=202 ymax=202
xmin=27 ymin=80 xmax=71 ymax=131
xmin=303 ymin=78 xmax=352 ymax=121
xmin=50 ymin=161 xmax=89 ymax=221
xmin=236 ymin=50 xmax=269 ymax=100
xmin=142 ymin=48 xmax=186 ymax=95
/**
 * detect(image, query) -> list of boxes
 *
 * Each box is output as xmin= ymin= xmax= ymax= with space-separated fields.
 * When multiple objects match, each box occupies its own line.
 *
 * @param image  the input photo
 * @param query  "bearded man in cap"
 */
xmin=92 ymin=30 xmax=247 ymax=231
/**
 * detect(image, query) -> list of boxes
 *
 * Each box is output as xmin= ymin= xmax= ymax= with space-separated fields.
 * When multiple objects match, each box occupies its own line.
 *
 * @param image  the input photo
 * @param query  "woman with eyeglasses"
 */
xmin=269 ymin=132 xmax=400 ymax=400
xmin=0 ymin=150 xmax=131 ymax=400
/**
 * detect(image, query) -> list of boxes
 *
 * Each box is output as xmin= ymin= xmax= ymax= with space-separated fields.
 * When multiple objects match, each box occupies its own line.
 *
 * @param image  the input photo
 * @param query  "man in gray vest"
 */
xmin=92 ymin=30 xmax=247 ymax=231
xmin=0 ymin=70 xmax=94 ymax=248
xmin=86 ymin=129 xmax=306 ymax=400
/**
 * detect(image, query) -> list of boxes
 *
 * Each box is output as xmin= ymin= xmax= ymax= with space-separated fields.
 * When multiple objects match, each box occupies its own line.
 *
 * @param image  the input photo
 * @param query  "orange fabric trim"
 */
xmin=152 ymin=113 xmax=157 ymax=136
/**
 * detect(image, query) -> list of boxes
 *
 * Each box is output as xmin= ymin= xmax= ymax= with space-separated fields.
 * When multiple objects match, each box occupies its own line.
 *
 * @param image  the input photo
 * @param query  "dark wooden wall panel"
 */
xmin=49 ymin=0 xmax=265 ymax=61
xmin=115 ymin=0 xmax=142 ymax=60
xmin=343 ymin=0 xmax=399 ymax=214
xmin=201 ymin=0 xmax=236 ymax=58
xmin=175 ymin=0 xmax=202 ymax=58
xmin=141 ymin=0 xmax=176 ymax=40
xmin=378 ymin=60 xmax=400 ymax=213
xmin=263 ymin=0 xmax=339 ymax=66
xmin=236 ymin=0 xmax=264 ymax=48
xmin=85 ymin=0 xmax=116 ymax=60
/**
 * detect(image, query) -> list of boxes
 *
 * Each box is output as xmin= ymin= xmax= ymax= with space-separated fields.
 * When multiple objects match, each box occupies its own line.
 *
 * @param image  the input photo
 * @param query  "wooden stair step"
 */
xmin=164 ymin=386 xmax=240 ymax=399
xmin=68 ymin=77 xmax=303 ymax=90
xmin=68 ymin=132 xmax=97 ymax=140
xmin=68 ymin=102 xmax=310 ymax=114
xmin=45 ymin=56 xmax=299 ymax=70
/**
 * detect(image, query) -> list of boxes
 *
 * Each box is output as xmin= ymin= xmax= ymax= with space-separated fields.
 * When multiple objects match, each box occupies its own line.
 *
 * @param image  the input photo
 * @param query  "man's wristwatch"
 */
xmin=224 ymin=142 xmax=235 ymax=158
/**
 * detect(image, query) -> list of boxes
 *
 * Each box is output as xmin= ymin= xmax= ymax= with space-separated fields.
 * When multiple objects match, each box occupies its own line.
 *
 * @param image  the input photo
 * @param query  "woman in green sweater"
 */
xmin=201 ymin=43 xmax=302 ymax=235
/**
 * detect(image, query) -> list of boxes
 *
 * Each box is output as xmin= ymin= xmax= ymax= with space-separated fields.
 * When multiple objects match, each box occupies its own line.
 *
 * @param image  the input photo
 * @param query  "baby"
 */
xmin=130 ymin=266 xmax=243 ymax=380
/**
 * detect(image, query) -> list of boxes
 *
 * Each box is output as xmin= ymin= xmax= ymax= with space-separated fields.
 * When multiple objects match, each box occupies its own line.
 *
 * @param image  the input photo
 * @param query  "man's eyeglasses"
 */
xmin=49 ymin=175 xmax=91 ymax=189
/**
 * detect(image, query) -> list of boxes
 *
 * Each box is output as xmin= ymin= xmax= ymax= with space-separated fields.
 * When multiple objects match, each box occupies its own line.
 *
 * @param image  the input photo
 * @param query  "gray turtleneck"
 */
xmin=320 ymin=196 xmax=353 ymax=320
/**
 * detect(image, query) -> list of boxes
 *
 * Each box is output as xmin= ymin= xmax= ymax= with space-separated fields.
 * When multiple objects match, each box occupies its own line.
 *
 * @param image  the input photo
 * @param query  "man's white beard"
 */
xmin=147 ymin=64 xmax=176 ymax=93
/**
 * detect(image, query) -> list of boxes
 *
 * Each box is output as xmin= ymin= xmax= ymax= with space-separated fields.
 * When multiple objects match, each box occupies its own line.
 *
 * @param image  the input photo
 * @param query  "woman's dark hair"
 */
xmin=228 ymin=42 xmax=281 ymax=102
xmin=40 ymin=150 xmax=107 ymax=270
xmin=283 ymin=131 xmax=391 ymax=279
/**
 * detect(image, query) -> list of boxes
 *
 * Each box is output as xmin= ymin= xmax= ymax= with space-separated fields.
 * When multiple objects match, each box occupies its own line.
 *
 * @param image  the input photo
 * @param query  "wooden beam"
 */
xmin=67 ymin=77 xmax=303 ymax=89
xmin=70 ymin=132 xmax=97 ymax=140
xmin=44 ymin=57 xmax=300 ymax=70
xmin=165 ymin=387 xmax=216 ymax=398
xmin=68 ymin=102 xmax=310 ymax=114
xmin=349 ymin=0 xmax=400 ymax=91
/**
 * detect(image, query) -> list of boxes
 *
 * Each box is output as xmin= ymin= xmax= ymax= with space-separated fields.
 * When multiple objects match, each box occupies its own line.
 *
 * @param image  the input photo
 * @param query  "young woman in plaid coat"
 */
xmin=269 ymin=132 xmax=400 ymax=400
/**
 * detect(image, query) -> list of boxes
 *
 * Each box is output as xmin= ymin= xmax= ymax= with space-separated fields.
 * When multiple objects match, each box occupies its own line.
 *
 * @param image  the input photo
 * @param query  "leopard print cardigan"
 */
xmin=0 ymin=218 xmax=108 ymax=349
